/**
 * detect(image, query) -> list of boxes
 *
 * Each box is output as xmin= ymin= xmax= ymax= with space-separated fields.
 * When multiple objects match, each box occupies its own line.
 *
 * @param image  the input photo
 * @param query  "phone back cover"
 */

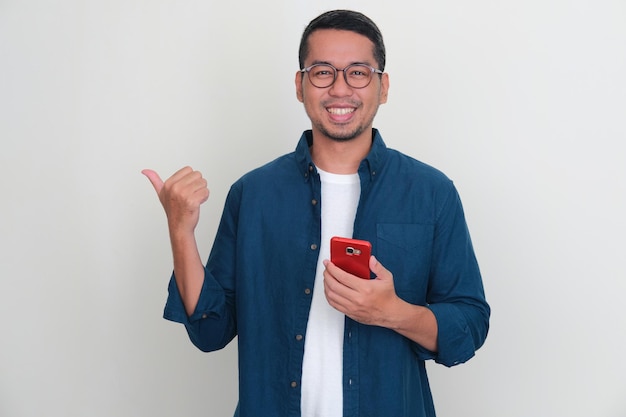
xmin=330 ymin=237 xmax=371 ymax=279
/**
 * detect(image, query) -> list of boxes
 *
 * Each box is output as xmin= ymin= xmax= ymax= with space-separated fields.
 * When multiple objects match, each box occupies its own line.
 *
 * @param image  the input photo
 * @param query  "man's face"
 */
xmin=296 ymin=29 xmax=389 ymax=143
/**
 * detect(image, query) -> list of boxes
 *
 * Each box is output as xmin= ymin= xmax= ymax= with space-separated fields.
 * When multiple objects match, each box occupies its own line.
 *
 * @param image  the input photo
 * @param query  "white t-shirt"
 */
xmin=300 ymin=168 xmax=360 ymax=417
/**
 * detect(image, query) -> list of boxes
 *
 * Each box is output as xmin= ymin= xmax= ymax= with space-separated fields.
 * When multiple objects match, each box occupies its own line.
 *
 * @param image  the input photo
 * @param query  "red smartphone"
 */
xmin=330 ymin=236 xmax=372 ymax=279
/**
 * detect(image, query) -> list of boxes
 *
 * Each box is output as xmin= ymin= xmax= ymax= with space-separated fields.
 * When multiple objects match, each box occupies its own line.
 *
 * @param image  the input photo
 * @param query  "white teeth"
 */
xmin=327 ymin=108 xmax=354 ymax=115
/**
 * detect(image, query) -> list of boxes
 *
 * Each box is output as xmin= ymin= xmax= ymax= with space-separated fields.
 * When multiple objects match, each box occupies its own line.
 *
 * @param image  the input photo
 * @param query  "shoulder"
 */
xmin=384 ymin=147 xmax=453 ymax=187
xmin=226 ymin=152 xmax=301 ymax=200
xmin=232 ymin=131 xmax=311 ymax=187
xmin=370 ymin=130 xmax=452 ymax=188
xmin=238 ymin=152 xmax=298 ymax=183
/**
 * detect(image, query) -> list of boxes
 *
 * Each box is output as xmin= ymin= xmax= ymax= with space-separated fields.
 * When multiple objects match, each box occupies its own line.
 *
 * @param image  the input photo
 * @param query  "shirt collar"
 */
xmin=295 ymin=128 xmax=388 ymax=182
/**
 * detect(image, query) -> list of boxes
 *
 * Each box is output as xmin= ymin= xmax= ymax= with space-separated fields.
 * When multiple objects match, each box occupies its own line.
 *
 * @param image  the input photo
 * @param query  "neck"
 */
xmin=310 ymin=131 xmax=373 ymax=175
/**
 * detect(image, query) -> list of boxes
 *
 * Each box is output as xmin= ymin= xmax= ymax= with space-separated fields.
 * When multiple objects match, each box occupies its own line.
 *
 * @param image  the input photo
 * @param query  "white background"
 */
xmin=1 ymin=1 xmax=625 ymax=416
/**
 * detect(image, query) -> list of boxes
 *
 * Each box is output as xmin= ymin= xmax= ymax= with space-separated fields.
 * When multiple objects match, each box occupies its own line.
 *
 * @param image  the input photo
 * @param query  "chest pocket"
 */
xmin=376 ymin=223 xmax=434 ymax=304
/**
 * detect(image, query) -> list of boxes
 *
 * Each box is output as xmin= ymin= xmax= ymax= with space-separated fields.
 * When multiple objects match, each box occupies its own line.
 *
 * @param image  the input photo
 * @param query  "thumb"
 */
xmin=369 ymin=255 xmax=391 ymax=280
xmin=141 ymin=169 xmax=164 ymax=194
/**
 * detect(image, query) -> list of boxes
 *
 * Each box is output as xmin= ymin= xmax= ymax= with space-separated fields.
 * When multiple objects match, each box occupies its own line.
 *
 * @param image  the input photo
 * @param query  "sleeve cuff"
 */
xmin=162 ymin=270 xmax=227 ymax=325
xmin=428 ymin=303 xmax=477 ymax=367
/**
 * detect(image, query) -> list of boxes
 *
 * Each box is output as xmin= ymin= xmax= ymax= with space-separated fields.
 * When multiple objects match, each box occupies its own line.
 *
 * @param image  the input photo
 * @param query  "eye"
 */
xmin=311 ymin=66 xmax=334 ymax=78
xmin=348 ymin=66 xmax=370 ymax=78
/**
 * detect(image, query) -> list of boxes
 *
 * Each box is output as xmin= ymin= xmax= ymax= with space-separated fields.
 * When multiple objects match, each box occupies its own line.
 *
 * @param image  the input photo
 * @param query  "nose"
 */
xmin=329 ymin=70 xmax=353 ymax=96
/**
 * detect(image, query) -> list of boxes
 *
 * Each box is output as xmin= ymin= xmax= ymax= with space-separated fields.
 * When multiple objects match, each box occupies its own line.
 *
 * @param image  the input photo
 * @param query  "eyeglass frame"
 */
xmin=300 ymin=62 xmax=384 ymax=89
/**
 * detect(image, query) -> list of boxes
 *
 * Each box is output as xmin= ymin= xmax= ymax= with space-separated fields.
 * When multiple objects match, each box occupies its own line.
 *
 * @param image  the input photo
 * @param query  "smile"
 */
xmin=327 ymin=107 xmax=355 ymax=115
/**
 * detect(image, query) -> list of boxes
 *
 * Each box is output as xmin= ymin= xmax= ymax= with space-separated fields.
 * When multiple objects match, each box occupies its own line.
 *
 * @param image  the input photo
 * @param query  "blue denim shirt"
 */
xmin=164 ymin=129 xmax=490 ymax=417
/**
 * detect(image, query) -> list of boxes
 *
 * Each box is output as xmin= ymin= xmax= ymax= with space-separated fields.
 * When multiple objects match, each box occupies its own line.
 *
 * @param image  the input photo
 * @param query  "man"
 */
xmin=143 ymin=9 xmax=489 ymax=417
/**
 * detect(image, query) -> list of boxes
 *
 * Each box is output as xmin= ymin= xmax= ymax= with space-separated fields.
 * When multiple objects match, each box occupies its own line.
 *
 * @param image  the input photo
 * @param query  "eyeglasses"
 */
xmin=300 ymin=63 xmax=383 ymax=89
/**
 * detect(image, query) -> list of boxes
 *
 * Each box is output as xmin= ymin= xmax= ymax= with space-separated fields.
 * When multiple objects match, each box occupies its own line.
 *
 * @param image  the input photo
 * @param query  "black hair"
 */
xmin=298 ymin=9 xmax=386 ymax=71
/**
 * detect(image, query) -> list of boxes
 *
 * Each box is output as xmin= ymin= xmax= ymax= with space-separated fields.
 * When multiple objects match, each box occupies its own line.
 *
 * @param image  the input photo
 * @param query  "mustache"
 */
xmin=322 ymin=99 xmax=361 ymax=108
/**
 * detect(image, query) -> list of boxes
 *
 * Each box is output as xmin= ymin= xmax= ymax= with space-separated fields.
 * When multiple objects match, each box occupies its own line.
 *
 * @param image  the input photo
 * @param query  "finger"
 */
xmin=323 ymin=269 xmax=351 ymax=308
xmin=369 ymin=255 xmax=390 ymax=280
xmin=195 ymin=185 xmax=210 ymax=205
xmin=169 ymin=167 xmax=207 ymax=192
xmin=324 ymin=260 xmax=362 ymax=292
xmin=177 ymin=172 xmax=210 ymax=205
xmin=169 ymin=166 xmax=195 ymax=183
xmin=141 ymin=169 xmax=164 ymax=194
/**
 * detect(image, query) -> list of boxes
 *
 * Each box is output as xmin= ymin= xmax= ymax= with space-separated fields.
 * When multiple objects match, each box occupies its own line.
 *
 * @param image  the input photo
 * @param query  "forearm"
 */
xmin=169 ymin=229 xmax=205 ymax=316
xmin=385 ymin=299 xmax=438 ymax=352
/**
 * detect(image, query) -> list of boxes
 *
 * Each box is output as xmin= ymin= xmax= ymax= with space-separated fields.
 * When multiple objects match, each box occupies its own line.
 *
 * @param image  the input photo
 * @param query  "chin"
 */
xmin=320 ymin=126 xmax=365 ymax=143
xmin=329 ymin=135 xmax=357 ymax=143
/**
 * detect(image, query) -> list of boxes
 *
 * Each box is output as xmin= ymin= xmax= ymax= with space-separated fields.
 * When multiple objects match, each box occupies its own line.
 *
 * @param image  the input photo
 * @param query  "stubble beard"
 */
xmin=316 ymin=123 xmax=366 ymax=143
xmin=312 ymin=104 xmax=380 ymax=143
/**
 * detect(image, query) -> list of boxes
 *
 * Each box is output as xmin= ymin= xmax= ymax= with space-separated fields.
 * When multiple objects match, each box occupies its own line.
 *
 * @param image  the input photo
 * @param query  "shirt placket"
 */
xmin=287 ymin=163 xmax=322 ymax=416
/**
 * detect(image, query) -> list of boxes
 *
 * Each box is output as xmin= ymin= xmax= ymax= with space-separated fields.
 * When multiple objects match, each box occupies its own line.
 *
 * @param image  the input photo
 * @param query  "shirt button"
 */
xmin=291 ymin=381 xmax=298 ymax=388
xmin=311 ymin=199 xmax=318 ymax=205
xmin=201 ymin=314 xmax=208 ymax=319
xmin=310 ymin=244 xmax=318 ymax=250
xmin=309 ymin=165 xmax=314 ymax=172
xmin=295 ymin=334 xmax=303 ymax=341
xmin=304 ymin=288 xmax=311 ymax=295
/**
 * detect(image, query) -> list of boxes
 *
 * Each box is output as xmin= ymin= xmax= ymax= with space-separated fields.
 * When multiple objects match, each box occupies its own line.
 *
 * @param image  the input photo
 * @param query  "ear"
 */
xmin=295 ymin=71 xmax=304 ymax=103
xmin=379 ymin=72 xmax=389 ymax=104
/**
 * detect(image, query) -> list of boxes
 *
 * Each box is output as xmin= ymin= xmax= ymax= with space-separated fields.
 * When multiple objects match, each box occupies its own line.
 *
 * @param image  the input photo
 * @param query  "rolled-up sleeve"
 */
xmin=162 ymin=183 xmax=241 ymax=352
xmin=162 ymin=269 xmax=236 ymax=352
xmin=427 ymin=184 xmax=490 ymax=367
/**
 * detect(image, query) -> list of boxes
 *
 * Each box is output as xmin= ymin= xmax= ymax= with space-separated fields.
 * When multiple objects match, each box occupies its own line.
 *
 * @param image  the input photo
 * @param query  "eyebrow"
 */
xmin=309 ymin=60 xmax=375 ymax=67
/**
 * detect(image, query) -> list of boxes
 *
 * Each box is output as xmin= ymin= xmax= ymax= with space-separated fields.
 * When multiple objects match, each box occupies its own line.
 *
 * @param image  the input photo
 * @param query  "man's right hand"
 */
xmin=142 ymin=167 xmax=210 ymax=236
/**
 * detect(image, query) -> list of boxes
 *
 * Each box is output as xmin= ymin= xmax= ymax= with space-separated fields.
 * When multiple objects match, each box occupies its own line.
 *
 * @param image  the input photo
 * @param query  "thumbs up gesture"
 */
xmin=142 ymin=167 xmax=210 ymax=235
